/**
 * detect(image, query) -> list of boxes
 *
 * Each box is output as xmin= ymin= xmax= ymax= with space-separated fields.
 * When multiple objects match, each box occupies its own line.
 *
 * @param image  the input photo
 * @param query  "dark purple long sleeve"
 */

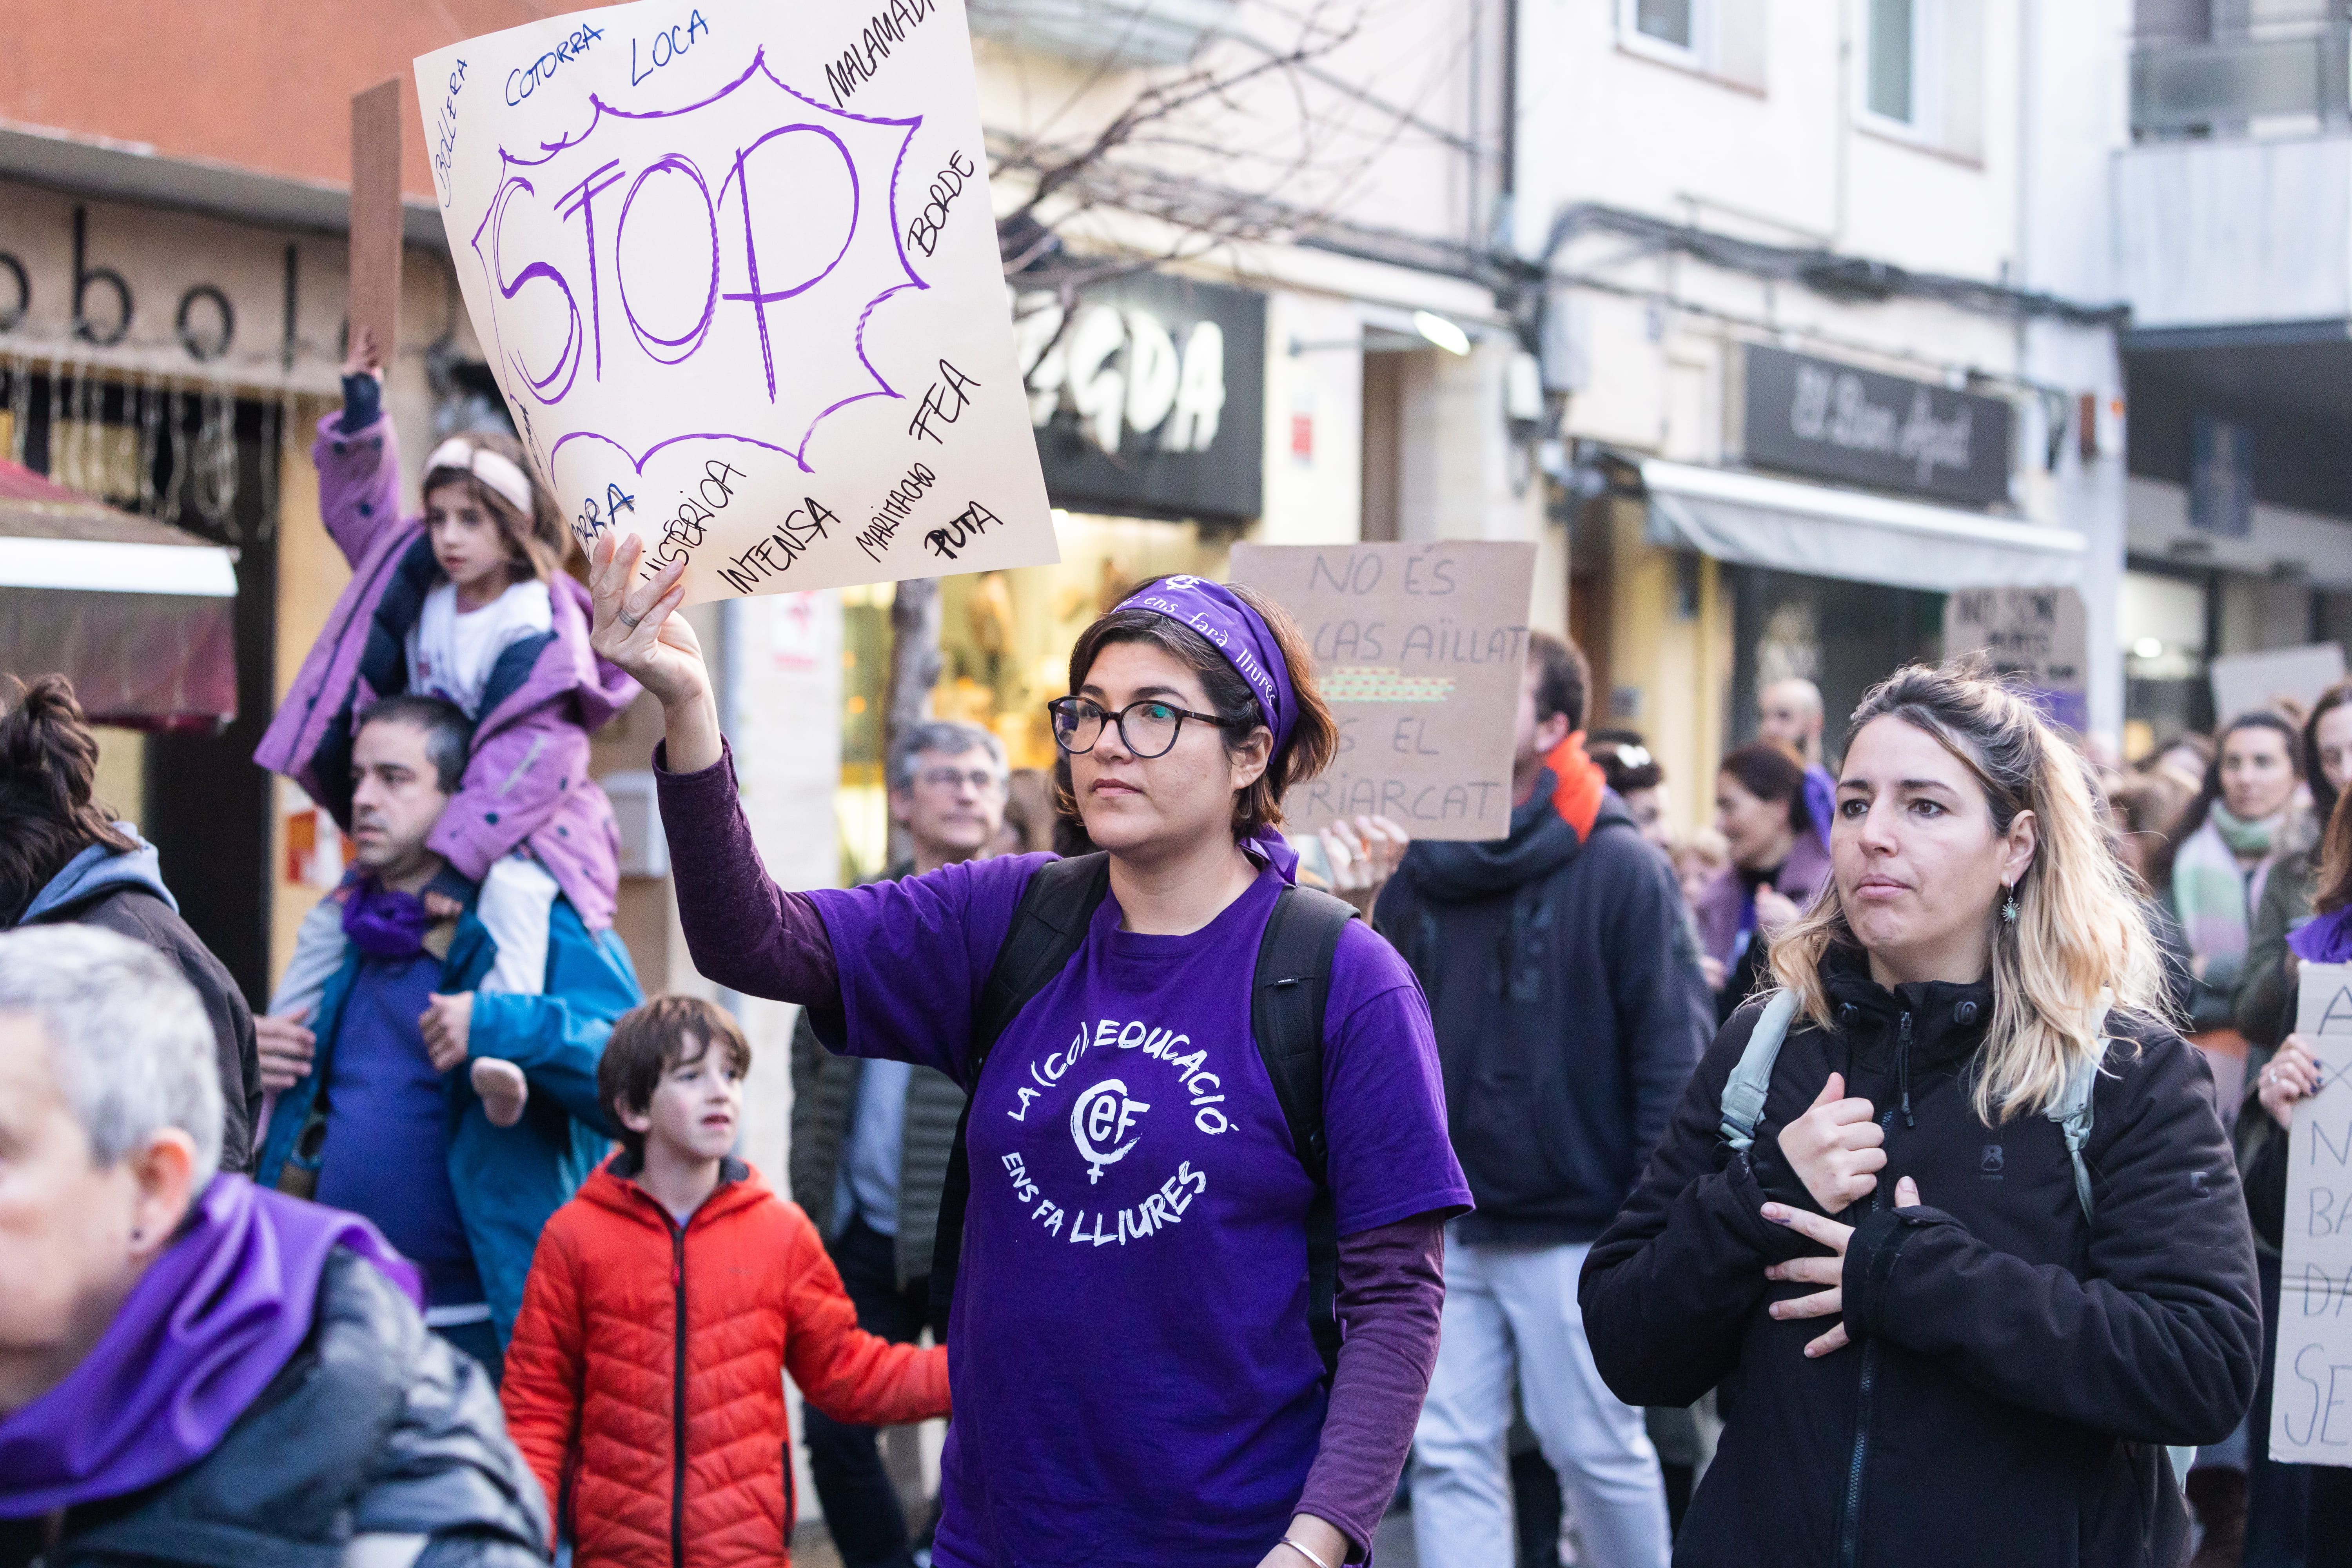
xmin=1299 ymin=1212 xmax=1448 ymax=1559
xmin=652 ymin=739 xmax=840 ymax=1004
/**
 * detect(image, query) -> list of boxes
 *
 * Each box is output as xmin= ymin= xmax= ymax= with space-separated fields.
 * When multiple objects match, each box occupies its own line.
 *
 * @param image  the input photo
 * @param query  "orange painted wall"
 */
xmin=0 ymin=1 xmax=622 ymax=202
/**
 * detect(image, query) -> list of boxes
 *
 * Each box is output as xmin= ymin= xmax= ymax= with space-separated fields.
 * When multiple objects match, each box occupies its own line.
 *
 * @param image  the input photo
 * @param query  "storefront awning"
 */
xmin=0 ymin=461 xmax=238 ymax=730
xmin=1638 ymin=458 xmax=2086 ymax=593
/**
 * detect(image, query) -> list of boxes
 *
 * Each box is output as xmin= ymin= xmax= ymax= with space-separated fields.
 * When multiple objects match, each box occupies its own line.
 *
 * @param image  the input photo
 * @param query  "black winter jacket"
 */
xmin=1376 ymin=782 xmax=1714 ymax=1244
xmin=0 ymin=1248 xmax=547 ymax=1568
xmin=1580 ymin=952 xmax=2261 ymax=1568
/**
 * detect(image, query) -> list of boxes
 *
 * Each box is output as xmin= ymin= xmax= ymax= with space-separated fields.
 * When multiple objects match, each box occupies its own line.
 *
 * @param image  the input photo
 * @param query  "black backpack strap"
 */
xmin=929 ymin=853 xmax=1112 ymax=1338
xmin=1253 ymin=882 xmax=1358 ymax=1381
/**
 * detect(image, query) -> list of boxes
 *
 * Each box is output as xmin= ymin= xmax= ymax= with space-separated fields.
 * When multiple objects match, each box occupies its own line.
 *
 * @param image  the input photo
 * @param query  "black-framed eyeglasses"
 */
xmin=1047 ymin=697 xmax=1231 ymax=759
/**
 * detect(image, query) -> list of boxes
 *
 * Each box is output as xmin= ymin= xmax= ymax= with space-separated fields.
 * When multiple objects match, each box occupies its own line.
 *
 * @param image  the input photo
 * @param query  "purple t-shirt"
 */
xmin=813 ymin=853 xmax=1469 ymax=1567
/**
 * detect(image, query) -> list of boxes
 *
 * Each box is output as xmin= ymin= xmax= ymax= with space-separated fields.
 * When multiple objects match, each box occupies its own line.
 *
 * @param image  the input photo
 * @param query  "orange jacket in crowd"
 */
xmin=501 ymin=1156 xmax=951 ymax=1568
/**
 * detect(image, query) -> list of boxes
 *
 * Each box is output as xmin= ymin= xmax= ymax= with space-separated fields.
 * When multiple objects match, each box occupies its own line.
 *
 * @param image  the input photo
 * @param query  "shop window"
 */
xmin=1617 ymin=0 xmax=1767 ymax=89
xmin=1863 ymin=0 xmax=1984 ymax=159
xmin=2120 ymin=567 xmax=2213 ymax=758
xmin=1728 ymin=566 xmax=1944 ymax=758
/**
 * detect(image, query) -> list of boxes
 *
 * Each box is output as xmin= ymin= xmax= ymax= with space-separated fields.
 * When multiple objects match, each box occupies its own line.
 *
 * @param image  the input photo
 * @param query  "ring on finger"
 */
xmin=617 ymin=608 xmax=643 ymax=629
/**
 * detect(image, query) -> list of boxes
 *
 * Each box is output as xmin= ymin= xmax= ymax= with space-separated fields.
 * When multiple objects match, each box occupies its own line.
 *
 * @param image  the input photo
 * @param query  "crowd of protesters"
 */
xmin=0 ymin=323 xmax=2339 ymax=1568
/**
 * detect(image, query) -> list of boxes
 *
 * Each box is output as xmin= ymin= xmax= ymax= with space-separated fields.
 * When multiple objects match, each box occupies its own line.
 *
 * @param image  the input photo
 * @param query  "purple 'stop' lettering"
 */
xmin=508 ymin=25 xmax=605 ymax=106
xmin=825 ymin=0 xmax=941 ymax=107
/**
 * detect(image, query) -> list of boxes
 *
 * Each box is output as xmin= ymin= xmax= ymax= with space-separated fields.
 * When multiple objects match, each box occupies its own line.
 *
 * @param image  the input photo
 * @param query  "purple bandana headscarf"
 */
xmin=1115 ymin=575 xmax=1302 ymax=882
xmin=341 ymin=876 xmax=432 ymax=958
xmin=0 ymin=1175 xmax=419 ymax=1516
xmin=2290 ymin=908 xmax=2352 ymax=965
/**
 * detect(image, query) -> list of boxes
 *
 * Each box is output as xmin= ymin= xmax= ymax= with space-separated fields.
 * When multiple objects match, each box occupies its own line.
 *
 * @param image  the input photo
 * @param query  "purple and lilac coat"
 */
xmin=252 ymin=412 xmax=635 ymax=931
xmin=1690 ymin=824 xmax=1834 ymax=971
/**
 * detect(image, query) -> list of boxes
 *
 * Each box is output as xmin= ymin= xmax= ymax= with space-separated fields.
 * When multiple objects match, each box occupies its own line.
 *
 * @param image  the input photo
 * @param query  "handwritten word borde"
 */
xmin=1228 ymin=541 xmax=1537 ymax=842
xmin=415 ymin=0 xmax=1055 ymax=603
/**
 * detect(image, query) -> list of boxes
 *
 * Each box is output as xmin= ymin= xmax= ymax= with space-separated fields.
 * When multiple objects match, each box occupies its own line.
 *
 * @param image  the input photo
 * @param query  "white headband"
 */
xmin=423 ymin=437 xmax=537 ymax=518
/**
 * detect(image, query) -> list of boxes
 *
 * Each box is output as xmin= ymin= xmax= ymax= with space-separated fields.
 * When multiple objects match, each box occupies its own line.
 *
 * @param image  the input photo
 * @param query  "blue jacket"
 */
xmin=254 ymin=893 xmax=641 ymax=1342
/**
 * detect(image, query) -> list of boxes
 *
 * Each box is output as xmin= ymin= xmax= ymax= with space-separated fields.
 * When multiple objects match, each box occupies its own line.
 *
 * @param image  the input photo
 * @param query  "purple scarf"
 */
xmin=341 ymin=876 xmax=432 ymax=957
xmin=1116 ymin=575 xmax=1302 ymax=882
xmin=2290 ymin=907 xmax=2352 ymax=965
xmin=0 ymin=1175 xmax=420 ymax=1516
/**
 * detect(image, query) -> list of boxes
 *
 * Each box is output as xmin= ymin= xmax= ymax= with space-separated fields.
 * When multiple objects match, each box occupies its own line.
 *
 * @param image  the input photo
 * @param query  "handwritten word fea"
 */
xmin=925 ymin=500 xmax=1001 ymax=561
xmin=631 ymin=10 xmax=711 ymax=87
xmin=856 ymin=463 xmax=939 ymax=562
xmin=719 ymin=499 xmax=843 ymax=594
xmin=910 ymin=359 xmax=980 ymax=444
xmin=507 ymin=24 xmax=603 ymax=105
xmin=824 ymin=0 xmax=941 ymax=107
xmin=906 ymin=149 xmax=975 ymax=259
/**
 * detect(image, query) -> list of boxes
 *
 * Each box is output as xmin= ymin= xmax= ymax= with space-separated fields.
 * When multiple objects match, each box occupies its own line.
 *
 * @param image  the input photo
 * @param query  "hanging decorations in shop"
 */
xmin=413 ymin=0 xmax=1057 ymax=604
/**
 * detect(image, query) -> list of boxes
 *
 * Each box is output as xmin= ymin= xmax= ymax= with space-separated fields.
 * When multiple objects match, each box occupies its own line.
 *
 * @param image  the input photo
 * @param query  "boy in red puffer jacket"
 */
xmin=501 ymin=996 xmax=949 ymax=1568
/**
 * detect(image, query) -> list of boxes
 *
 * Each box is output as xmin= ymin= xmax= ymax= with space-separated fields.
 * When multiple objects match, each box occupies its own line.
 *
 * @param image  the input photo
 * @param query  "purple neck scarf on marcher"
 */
xmin=2290 ymin=907 xmax=2352 ymax=965
xmin=0 ymin=1175 xmax=420 ymax=1517
xmin=1115 ymin=575 xmax=1302 ymax=882
xmin=341 ymin=876 xmax=431 ymax=958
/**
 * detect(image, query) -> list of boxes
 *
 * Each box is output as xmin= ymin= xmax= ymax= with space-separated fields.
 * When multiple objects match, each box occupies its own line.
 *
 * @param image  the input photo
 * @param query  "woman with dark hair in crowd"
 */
xmin=2237 ymin=680 xmax=2352 ymax=1060
xmin=1580 ymin=657 xmax=2258 ymax=1567
xmin=589 ymin=538 xmax=1471 ymax=1568
xmin=1694 ymin=740 xmax=1831 ymax=1022
xmin=2234 ymin=779 xmax=2352 ymax=1566
xmin=1590 ymin=731 xmax=1674 ymax=853
xmin=0 ymin=675 xmax=261 ymax=1172
xmin=2153 ymin=710 xmax=2306 ymax=1036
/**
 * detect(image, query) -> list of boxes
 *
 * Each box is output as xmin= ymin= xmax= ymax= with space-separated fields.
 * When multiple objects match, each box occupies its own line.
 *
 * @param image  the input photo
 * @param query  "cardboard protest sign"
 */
xmin=414 ymin=0 xmax=1056 ymax=603
xmin=1229 ymin=541 xmax=1535 ymax=842
xmin=2270 ymin=961 xmax=2352 ymax=1465
xmin=349 ymin=80 xmax=405 ymax=365
xmin=1943 ymin=588 xmax=2087 ymax=733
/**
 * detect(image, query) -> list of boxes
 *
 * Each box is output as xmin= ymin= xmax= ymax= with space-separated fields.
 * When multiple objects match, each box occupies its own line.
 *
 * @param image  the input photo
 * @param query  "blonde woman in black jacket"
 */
xmin=1581 ymin=659 xmax=2259 ymax=1567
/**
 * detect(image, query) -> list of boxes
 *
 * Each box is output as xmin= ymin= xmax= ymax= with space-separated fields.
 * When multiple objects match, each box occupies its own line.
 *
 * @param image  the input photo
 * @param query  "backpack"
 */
xmin=926 ymin=852 xmax=1359 ymax=1377
xmin=1717 ymin=991 xmax=2195 ymax=1488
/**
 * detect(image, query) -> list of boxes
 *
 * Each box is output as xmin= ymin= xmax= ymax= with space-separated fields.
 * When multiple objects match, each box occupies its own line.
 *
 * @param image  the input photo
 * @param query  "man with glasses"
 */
xmin=789 ymin=719 xmax=1008 ymax=1568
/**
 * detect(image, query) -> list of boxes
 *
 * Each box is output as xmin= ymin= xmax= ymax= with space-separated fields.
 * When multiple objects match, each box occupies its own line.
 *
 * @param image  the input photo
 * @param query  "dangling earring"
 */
xmin=2000 ymin=884 xmax=2019 ymax=923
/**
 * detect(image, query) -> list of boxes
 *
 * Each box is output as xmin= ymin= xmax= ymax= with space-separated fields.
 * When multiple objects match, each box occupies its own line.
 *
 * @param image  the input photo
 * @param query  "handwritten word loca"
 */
xmin=905 ymin=150 xmax=975 ymax=259
xmin=824 ymin=0 xmax=940 ymax=107
xmin=630 ymin=9 xmax=710 ymax=87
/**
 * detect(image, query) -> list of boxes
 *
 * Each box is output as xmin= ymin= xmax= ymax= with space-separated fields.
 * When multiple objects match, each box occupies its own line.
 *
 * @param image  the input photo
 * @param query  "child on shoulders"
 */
xmin=501 ymin=997 xmax=951 ymax=1567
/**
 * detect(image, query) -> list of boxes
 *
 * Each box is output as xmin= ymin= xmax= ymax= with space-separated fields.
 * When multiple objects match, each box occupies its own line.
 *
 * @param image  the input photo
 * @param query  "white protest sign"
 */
xmin=1229 ymin=541 xmax=1535 ymax=842
xmin=2271 ymin=961 xmax=2352 ymax=1465
xmin=415 ymin=0 xmax=1056 ymax=603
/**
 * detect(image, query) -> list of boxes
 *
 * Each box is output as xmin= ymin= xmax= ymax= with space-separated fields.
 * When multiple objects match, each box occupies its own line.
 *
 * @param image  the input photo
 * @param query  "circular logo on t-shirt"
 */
xmin=1069 ymin=1078 xmax=1151 ymax=1183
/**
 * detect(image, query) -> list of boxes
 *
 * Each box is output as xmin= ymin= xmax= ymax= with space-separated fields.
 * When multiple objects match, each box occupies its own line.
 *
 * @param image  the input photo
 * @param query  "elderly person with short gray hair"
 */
xmin=0 ymin=925 xmax=545 ymax=1568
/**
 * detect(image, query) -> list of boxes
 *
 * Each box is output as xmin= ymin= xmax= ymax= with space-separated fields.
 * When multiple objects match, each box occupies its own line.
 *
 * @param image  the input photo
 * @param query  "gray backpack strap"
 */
xmin=2046 ymin=1023 xmax=2111 ymax=1228
xmin=1720 ymin=989 xmax=1803 ymax=1152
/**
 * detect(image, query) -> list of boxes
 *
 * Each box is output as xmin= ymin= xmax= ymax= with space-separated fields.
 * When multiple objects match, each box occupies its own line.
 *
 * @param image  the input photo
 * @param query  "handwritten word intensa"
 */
xmin=718 ymin=498 xmax=842 ymax=594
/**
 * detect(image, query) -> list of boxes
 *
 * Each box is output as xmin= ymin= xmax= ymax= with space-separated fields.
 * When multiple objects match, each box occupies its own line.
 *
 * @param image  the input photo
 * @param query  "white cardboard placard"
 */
xmin=415 ymin=0 xmax=1056 ymax=603
xmin=2271 ymin=961 xmax=2352 ymax=1465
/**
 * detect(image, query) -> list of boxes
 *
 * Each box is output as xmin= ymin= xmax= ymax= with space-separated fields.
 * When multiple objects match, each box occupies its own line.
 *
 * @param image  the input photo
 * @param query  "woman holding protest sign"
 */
xmin=589 ymin=534 xmax=1470 ymax=1568
xmin=1579 ymin=658 xmax=2260 ymax=1568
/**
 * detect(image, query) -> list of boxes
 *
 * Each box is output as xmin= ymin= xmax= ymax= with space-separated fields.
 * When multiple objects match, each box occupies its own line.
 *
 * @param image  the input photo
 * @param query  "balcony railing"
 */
xmin=2131 ymin=14 xmax=2352 ymax=138
xmin=967 ymin=0 xmax=1236 ymax=69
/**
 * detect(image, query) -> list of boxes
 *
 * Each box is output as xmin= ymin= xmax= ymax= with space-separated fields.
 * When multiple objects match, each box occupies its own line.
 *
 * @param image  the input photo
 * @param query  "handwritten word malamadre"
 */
xmin=630 ymin=9 xmax=711 ymax=87
xmin=855 ymin=462 xmax=939 ymax=562
xmin=717 ymin=499 xmax=842 ymax=595
xmin=637 ymin=458 xmax=748 ymax=581
xmin=507 ymin=24 xmax=604 ymax=105
xmin=905 ymin=149 xmax=975 ymax=259
xmin=924 ymin=500 xmax=1000 ymax=561
xmin=909 ymin=359 xmax=981 ymax=444
xmin=824 ymin=0 xmax=941 ymax=107
xmin=429 ymin=58 xmax=469 ymax=206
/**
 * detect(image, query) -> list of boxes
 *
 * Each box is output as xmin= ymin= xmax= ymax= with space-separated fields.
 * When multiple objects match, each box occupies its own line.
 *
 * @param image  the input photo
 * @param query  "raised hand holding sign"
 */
xmin=414 ymin=0 xmax=1056 ymax=604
